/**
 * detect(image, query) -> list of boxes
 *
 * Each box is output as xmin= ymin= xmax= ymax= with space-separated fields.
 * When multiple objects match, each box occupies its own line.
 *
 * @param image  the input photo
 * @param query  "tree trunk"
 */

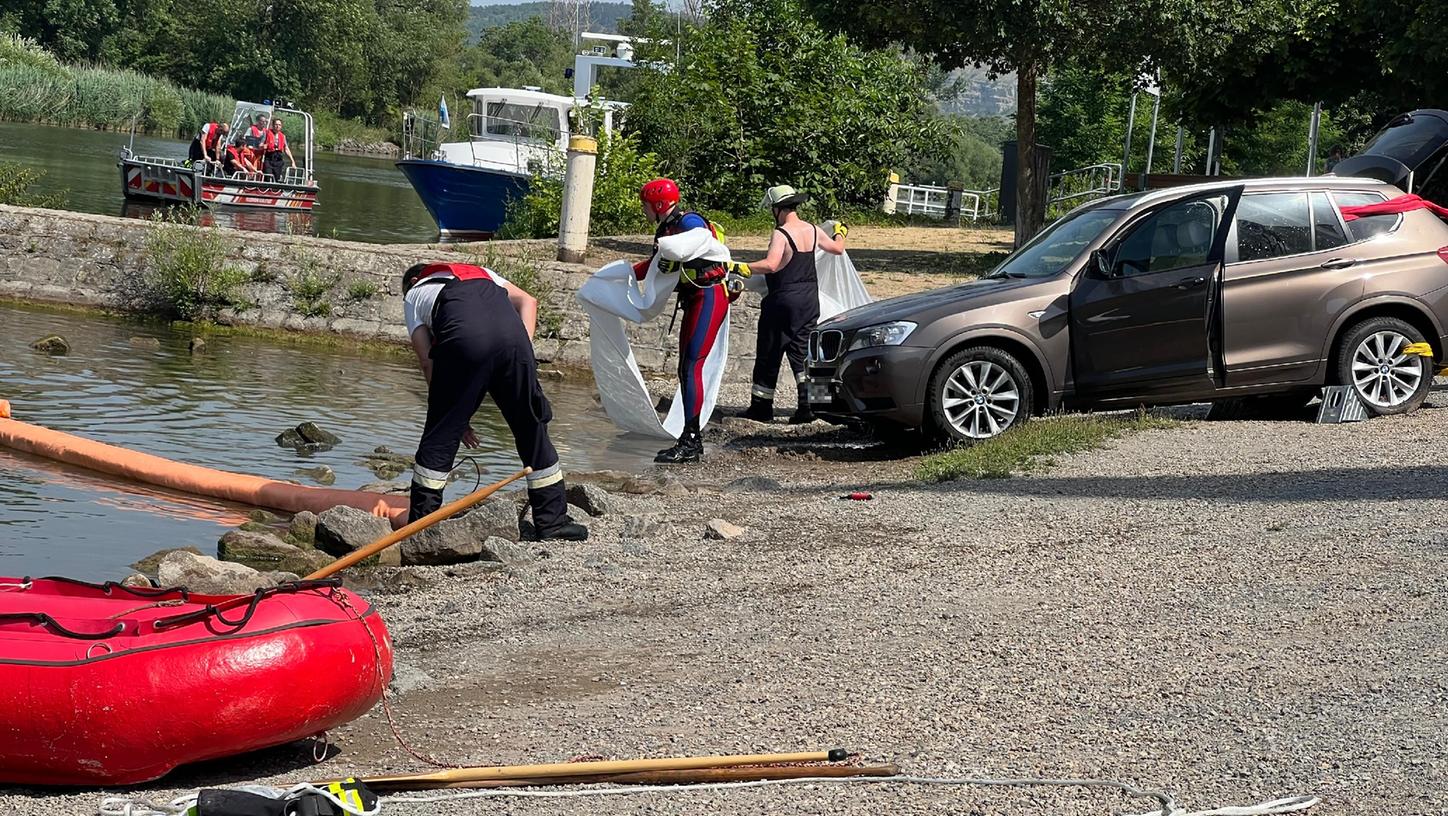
xmin=1014 ymin=63 xmax=1044 ymax=248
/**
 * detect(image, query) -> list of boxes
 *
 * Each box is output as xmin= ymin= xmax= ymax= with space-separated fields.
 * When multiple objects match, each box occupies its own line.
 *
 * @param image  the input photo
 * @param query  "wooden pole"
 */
xmin=305 ymin=467 xmax=531 ymax=580
xmin=370 ymin=764 xmax=898 ymax=792
xmin=356 ymin=749 xmax=849 ymax=787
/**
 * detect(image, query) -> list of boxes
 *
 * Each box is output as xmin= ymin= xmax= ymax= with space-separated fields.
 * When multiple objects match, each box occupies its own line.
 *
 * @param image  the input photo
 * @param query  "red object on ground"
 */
xmin=1339 ymin=193 xmax=1448 ymax=221
xmin=842 ymin=491 xmax=873 ymax=501
xmin=0 ymin=577 xmax=392 ymax=786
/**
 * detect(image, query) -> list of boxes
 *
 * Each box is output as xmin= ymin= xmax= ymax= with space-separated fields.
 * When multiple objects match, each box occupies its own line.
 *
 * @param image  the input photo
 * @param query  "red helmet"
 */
xmin=640 ymin=178 xmax=680 ymax=215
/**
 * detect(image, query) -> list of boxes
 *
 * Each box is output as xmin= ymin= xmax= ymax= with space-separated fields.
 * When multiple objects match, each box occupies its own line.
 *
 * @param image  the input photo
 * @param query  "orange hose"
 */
xmin=0 ymin=407 xmax=409 ymax=528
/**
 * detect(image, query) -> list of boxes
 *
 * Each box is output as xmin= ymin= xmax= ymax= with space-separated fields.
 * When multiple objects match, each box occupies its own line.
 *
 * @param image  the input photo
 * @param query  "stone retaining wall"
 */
xmin=0 ymin=205 xmax=769 ymax=379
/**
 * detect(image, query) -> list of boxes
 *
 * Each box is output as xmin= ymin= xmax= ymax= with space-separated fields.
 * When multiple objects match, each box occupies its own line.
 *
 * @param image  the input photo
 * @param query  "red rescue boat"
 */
xmin=0 ymin=576 xmax=391 ymax=786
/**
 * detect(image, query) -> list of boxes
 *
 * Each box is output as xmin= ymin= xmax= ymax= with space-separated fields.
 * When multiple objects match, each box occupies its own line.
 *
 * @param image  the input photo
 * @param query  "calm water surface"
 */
xmin=0 ymin=121 xmax=438 ymax=244
xmin=0 ymin=306 xmax=653 ymax=579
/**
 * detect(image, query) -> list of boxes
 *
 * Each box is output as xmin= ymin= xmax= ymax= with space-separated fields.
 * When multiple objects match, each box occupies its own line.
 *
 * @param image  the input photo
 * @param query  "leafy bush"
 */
xmin=140 ymin=208 xmax=247 ymax=321
xmin=501 ymin=131 xmax=659 ymax=240
xmin=346 ymin=280 xmax=380 ymax=301
xmin=0 ymin=161 xmax=67 ymax=208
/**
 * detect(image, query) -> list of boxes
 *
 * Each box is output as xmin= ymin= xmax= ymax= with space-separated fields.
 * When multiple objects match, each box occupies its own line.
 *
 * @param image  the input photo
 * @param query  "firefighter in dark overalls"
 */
xmin=739 ymin=185 xmax=846 ymax=423
xmin=402 ymin=262 xmax=588 ymax=541
xmin=634 ymin=178 xmax=749 ymax=463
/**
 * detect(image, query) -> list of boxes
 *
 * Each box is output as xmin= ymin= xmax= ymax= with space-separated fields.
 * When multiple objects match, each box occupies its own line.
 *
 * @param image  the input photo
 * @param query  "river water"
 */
xmin=0 ymin=121 xmax=439 ymax=244
xmin=0 ymin=305 xmax=653 ymax=580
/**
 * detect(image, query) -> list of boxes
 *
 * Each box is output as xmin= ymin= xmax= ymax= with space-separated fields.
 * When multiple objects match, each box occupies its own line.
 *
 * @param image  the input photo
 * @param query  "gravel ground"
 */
xmin=6 ymin=394 xmax=1448 ymax=815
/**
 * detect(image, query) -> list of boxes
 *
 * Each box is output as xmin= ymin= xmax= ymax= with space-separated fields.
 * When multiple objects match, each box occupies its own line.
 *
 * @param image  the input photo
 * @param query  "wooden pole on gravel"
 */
xmin=355 ymin=749 xmax=850 ymax=788
xmin=367 ymin=763 xmax=897 ymax=792
xmin=305 ymin=467 xmax=530 ymax=580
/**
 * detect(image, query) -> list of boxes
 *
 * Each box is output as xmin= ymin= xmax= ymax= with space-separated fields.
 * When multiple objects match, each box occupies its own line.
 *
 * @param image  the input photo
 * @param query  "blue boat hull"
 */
xmin=395 ymin=159 xmax=530 ymax=239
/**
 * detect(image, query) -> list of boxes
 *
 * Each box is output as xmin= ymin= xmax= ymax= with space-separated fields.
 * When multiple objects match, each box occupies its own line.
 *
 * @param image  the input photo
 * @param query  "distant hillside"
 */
xmin=466 ymin=3 xmax=631 ymax=38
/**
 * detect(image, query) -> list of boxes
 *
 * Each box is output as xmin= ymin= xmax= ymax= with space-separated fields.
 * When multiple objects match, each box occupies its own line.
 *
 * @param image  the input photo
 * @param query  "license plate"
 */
xmin=806 ymin=381 xmax=835 ymax=404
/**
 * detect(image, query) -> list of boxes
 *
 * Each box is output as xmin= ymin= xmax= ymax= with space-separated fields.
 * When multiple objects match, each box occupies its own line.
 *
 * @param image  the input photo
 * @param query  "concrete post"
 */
xmin=557 ymin=135 xmax=597 ymax=264
xmin=882 ymin=172 xmax=900 ymax=215
xmin=944 ymin=184 xmax=964 ymax=225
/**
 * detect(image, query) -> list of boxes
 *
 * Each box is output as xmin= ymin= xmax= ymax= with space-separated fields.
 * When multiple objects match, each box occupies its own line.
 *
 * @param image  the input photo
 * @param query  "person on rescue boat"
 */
xmin=401 ymin=261 xmax=589 ymax=541
xmin=246 ymin=114 xmax=270 ymax=148
xmin=222 ymin=140 xmax=260 ymax=176
xmin=263 ymin=118 xmax=296 ymax=181
xmin=188 ymin=121 xmax=229 ymax=168
xmin=737 ymin=185 xmax=846 ymax=424
xmin=634 ymin=178 xmax=750 ymax=464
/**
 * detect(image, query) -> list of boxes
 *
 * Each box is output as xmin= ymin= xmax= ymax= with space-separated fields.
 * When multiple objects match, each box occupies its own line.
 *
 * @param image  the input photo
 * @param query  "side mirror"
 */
xmin=1090 ymin=249 xmax=1113 ymax=278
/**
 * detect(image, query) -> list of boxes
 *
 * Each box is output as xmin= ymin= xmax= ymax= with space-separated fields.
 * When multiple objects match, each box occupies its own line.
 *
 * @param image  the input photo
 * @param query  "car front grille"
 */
xmin=810 ymin=329 xmax=846 ymax=363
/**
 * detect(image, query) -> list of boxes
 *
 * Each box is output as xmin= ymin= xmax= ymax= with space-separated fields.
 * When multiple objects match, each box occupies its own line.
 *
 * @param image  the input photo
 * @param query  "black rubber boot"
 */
xmin=407 ymin=483 xmax=444 ymax=523
xmin=655 ymin=420 xmax=704 ymax=463
xmin=528 ymin=483 xmax=590 ymax=541
xmin=788 ymin=383 xmax=816 ymax=424
xmin=738 ymin=396 xmax=774 ymax=423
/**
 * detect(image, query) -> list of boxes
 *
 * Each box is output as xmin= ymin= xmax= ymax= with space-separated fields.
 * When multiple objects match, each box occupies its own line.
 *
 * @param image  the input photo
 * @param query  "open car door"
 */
xmin=1069 ymin=186 xmax=1243 ymax=402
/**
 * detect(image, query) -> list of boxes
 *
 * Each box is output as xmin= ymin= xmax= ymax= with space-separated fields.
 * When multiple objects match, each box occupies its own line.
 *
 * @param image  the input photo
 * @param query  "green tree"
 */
xmin=626 ymin=0 xmax=941 ymax=216
xmin=806 ymin=0 xmax=1284 ymax=244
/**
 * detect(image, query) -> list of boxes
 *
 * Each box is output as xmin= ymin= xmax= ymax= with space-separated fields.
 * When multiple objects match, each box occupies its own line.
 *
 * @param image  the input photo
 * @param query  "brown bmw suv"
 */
xmin=807 ymin=177 xmax=1448 ymax=441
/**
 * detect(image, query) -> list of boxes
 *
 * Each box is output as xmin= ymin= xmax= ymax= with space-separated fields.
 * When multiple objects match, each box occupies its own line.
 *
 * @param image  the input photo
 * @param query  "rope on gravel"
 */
xmin=97 ymin=774 xmax=1319 ymax=816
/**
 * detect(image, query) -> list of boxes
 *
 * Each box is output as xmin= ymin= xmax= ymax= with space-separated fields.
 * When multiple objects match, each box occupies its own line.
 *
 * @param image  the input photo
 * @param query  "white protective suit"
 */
xmin=577 ymin=226 xmax=872 ymax=440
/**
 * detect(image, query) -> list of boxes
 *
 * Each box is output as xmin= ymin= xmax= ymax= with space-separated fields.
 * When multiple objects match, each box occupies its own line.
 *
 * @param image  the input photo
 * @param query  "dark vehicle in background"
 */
xmin=807 ymin=176 xmax=1448 ymax=442
xmin=1331 ymin=109 xmax=1448 ymax=201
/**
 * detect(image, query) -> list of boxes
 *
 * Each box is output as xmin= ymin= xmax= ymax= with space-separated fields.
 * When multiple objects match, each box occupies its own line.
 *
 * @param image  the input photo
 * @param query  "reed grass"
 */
xmin=0 ymin=33 xmax=234 ymax=138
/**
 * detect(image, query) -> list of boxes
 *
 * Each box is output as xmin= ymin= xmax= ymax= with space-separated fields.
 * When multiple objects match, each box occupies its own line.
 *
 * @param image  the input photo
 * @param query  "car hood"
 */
xmin=819 ymin=276 xmax=1046 ymax=330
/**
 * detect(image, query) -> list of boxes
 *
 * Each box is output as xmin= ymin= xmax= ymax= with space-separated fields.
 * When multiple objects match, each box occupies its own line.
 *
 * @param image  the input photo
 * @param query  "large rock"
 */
xmin=131 ymin=546 xmax=203 ymax=578
xmin=296 ymin=422 xmax=340 ymax=445
xmin=157 ymin=551 xmax=272 ymax=595
xmin=287 ymin=510 xmax=317 ymax=546
xmin=276 ymin=422 xmax=339 ymax=453
xmin=30 ymin=335 xmax=69 ymax=355
xmin=315 ymin=506 xmax=393 ymax=557
xmin=217 ymin=529 xmax=333 ymax=574
xmin=566 ymin=483 xmax=615 ymax=517
xmin=398 ymin=503 xmax=525 ymax=566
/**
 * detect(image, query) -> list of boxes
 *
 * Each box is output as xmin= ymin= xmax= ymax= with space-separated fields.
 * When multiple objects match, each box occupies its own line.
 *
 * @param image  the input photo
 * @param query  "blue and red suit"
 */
xmin=634 ymin=210 xmax=729 ymax=427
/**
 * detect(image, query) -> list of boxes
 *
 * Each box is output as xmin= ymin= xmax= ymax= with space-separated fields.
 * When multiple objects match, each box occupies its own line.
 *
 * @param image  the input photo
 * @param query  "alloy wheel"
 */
xmin=1350 ymin=330 xmax=1423 ymax=409
xmin=941 ymin=360 xmax=1020 ymax=439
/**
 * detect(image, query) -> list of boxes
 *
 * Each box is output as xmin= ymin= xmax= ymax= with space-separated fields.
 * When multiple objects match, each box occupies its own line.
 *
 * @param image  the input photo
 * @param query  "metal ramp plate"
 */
xmin=1316 ymin=385 xmax=1368 ymax=424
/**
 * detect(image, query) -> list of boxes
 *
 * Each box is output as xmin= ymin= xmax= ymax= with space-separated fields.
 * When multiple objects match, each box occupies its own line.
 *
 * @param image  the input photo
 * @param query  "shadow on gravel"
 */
xmin=943 ymin=464 xmax=1448 ymax=503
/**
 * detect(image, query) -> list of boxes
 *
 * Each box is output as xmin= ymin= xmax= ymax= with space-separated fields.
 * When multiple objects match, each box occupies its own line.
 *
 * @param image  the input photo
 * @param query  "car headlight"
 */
xmin=848 ymin=321 xmax=917 ymax=351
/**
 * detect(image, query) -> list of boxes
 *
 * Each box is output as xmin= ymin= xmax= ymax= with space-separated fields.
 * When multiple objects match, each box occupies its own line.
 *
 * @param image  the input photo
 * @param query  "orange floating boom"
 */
xmin=0 ymin=400 xmax=410 ymax=528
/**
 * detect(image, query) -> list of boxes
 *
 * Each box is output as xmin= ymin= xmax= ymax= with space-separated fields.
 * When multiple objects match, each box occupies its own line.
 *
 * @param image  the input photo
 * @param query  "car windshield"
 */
xmin=985 ymin=207 xmax=1121 ymax=279
xmin=1361 ymin=113 xmax=1448 ymax=170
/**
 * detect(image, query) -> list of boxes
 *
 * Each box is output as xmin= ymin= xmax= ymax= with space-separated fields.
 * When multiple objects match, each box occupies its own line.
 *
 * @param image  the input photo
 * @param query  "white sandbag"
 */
xmin=577 ymin=231 xmax=732 ymax=440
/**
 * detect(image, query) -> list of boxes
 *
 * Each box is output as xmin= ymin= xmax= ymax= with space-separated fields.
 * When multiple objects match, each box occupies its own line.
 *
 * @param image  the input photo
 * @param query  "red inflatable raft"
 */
xmin=0 ymin=576 xmax=392 ymax=786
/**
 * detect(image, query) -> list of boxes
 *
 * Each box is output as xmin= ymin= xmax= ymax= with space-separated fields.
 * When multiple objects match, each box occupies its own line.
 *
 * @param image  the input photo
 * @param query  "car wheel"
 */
xmin=1336 ymin=316 xmax=1433 ymax=415
xmin=927 ymin=346 xmax=1034 ymax=443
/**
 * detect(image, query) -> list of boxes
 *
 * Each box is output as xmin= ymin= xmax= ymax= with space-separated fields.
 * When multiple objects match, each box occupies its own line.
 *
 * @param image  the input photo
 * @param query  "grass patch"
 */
xmin=345 ymin=280 xmax=380 ymax=302
xmin=915 ymin=411 xmax=1180 ymax=482
xmin=137 ymin=207 xmax=247 ymax=321
xmin=286 ymin=252 xmax=339 ymax=318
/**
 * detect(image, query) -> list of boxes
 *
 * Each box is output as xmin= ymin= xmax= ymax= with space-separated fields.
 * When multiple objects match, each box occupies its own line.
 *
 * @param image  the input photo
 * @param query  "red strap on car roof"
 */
xmin=1339 ymin=193 xmax=1448 ymax=221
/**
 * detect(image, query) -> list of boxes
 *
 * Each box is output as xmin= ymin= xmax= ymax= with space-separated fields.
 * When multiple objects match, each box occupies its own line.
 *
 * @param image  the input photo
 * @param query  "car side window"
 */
xmin=1235 ymin=193 xmax=1312 ymax=262
xmin=1111 ymin=199 xmax=1218 ymax=278
xmin=1332 ymin=191 xmax=1400 ymax=241
xmin=1312 ymin=192 xmax=1348 ymax=251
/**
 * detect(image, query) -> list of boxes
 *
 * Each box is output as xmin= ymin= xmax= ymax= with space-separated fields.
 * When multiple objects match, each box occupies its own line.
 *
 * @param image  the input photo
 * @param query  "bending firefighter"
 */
xmin=739 ymin=185 xmax=846 ymax=423
xmin=402 ymin=262 xmax=588 ymax=541
xmin=634 ymin=178 xmax=748 ymax=463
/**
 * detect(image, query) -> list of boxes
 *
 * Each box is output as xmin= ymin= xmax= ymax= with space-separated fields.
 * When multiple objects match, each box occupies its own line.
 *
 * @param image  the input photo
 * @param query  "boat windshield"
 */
xmin=478 ymin=102 xmax=562 ymax=142
xmin=228 ymin=102 xmax=275 ymax=148
xmin=984 ymin=206 xmax=1123 ymax=279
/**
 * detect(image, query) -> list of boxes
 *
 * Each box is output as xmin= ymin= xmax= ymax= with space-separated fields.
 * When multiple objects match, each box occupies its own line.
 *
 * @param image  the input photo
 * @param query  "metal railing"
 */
xmin=891 ymin=162 xmax=1122 ymax=222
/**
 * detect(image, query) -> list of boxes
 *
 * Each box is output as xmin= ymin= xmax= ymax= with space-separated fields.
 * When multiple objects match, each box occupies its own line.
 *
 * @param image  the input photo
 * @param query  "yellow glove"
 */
xmin=832 ymin=221 xmax=849 ymax=240
xmin=726 ymin=261 xmax=752 ymax=278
